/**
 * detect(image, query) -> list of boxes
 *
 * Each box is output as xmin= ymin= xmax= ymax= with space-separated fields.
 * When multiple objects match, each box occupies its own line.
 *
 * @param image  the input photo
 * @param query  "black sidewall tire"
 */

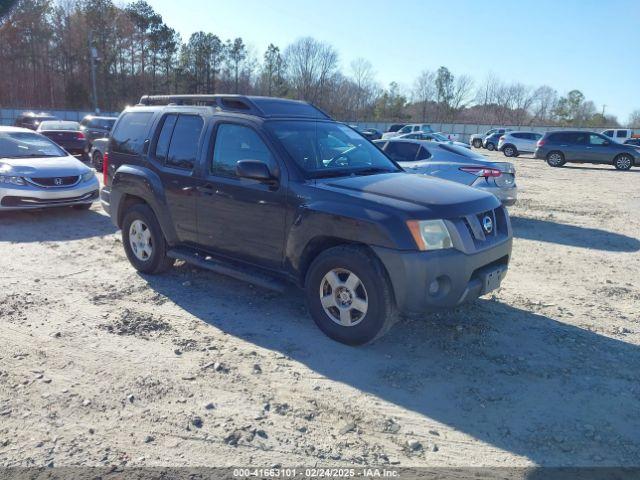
xmin=305 ymin=246 xmax=395 ymax=346
xmin=487 ymin=143 xmax=495 ymax=151
xmin=472 ymin=139 xmax=482 ymax=148
xmin=546 ymin=151 xmax=565 ymax=167
xmin=614 ymin=155 xmax=632 ymax=171
xmin=73 ymin=203 xmax=92 ymax=210
xmin=92 ymin=152 xmax=103 ymax=170
xmin=121 ymin=204 xmax=173 ymax=274
xmin=503 ymin=145 xmax=517 ymax=157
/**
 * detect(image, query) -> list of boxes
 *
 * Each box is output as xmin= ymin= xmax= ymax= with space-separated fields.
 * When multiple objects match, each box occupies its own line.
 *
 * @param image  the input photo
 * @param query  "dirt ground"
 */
xmin=1 ymin=150 xmax=639 ymax=469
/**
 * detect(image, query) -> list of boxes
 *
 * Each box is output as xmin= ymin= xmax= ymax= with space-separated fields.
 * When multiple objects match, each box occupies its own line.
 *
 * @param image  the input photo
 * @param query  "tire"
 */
xmin=503 ymin=145 xmax=517 ymax=157
xmin=121 ymin=203 xmax=174 ymax=274
xmin=546 ymin=151 xmax=566 ymax=167
xmin=486 ymin=142 xmax=495 ymax=151
xmin=613 ymin=154 xmax=633 ymax=171
xmin=92 ymin=151 xmax=103 ymax=170
xmin=73 ymin=203 xmax=92 ymax=210
xmin=305 ymin=245 xmax=397 ymax=345
xmin=472 ymin=139 xmax=482 ymax=148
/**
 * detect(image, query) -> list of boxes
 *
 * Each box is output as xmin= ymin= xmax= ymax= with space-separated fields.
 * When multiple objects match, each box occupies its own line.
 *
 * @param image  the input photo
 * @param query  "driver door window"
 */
xmin=211 ymin=123 xmax=276 ymax=178
xmin=589 ymin=134 xmax=608 ymax=146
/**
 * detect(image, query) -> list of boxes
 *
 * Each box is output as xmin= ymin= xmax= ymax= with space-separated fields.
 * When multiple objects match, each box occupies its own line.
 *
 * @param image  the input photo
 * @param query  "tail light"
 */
xmin=460 ymin=166 xmax=502 ymax=178
xmin=537 ymin=139 xmax=546 ymax=147
xmin=76 ymin=132 xmax=86 ymax=140
xmin=102 ymin=151 xmax=109 ymax=185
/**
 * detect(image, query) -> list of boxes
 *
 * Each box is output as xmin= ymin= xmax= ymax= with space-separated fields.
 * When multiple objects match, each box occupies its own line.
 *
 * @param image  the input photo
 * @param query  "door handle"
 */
xmin=196 ymin=184 xmax=215 ymax=195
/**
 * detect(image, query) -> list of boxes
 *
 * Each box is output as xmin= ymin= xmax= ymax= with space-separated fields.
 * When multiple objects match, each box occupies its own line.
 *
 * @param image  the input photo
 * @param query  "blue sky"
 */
xmin=148 ymin=0 xmax=640 ymax=122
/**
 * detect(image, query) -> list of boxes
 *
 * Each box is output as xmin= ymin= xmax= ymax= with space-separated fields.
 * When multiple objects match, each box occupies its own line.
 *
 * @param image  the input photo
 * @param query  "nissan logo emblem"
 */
xmin=482 ymin=215 xmax=493 ymax=234
xmin=54 ymin=178 xmax=63 ymax=186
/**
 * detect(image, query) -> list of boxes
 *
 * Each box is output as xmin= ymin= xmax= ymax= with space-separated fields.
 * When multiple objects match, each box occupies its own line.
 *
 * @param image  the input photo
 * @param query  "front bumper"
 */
xmin=0 ymin=179 xmax=99 ymax=210
xmin=372 ymin=238 xmax=512 ymax=314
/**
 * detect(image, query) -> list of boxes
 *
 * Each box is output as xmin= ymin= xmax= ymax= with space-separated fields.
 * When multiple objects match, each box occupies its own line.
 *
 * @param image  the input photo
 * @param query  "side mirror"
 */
xmin=236 ymin=159 xmax=276 ymax=182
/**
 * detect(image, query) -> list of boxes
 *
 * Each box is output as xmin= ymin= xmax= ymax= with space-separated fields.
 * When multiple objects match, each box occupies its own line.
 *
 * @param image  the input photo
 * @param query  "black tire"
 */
xmin=305 ymin=245 xmax=398 ymax=345
xmin=121 ymin=203 xmax=174 ymax=274
xmin=613 ymin=154 xmax=633 ymax=171
xmin=486 ymin=142 xmax=495 ymax=151
xmin=73 ymin=203 xmax=92 ymax=210
xmin=546 ymin=151 xmax=566 ymax=167
xmin=92 ymin=151 xmax=103 ymax=170
xmin=502 ymin=144 xmax=517 ymax=157
xmin=472 ymin=139 xmax=482 ymax=148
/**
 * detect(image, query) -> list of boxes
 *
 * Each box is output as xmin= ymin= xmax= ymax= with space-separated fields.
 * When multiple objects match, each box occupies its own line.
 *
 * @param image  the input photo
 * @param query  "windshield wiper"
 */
xmin=352 ymin=167 xmax=397 ymax=176
xmin=307 ymin=170 xmax=354 ymax=179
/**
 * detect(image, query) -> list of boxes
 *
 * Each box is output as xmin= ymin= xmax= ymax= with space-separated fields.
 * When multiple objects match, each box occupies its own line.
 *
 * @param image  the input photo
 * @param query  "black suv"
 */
xmin=534 ymin=130 xmax=639 ymax=170
xmin=101 ymin=95 xmax=513 ymax=345
xmin=80 ymin=115 xmax=117 ymax=145
xmin=14 ymin=112 xmax=57 ymax=130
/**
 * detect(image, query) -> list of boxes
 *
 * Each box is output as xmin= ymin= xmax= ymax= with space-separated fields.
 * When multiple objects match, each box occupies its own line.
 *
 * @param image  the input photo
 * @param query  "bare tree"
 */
xmin=284 ymin=37 xmax=338 ymax=104
xmin=629 ymin=109 xmax=640 ymax=128
xmin=530 ymin=85 xmax=558 ymax=124
xmin=350 ymin=58 xmax=376 ymax=121
xmin=412 ymin=69 xmax=435 ymax=122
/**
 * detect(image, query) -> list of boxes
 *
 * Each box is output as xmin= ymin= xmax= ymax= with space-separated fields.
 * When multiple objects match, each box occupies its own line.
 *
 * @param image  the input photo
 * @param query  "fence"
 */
xmin=1 ymin=107 xmax=611 ymax=144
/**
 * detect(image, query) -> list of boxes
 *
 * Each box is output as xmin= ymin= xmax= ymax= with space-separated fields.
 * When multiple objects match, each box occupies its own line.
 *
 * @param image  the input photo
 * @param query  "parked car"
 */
xmin=381 ymin=123 xmax=433 ymax=140
xmin=102 ymin=94 xmax=512 ymax=345
xmin=89 ymin=137 xmax=109 ymax=170
xmin=483 ymin=132 xmax=503 ymax=151
xmin=14 ymin=112 xmax=57 ymax=130
xmin=601 ymin=128 xmax=638 ymax=144
xmin=80 ymin=115 xmax=117 ymax=146
xmin=469 ymin=128 xmax=512 ymax=148
xmin=36 ymin=120 xmax=88 ymax=159
xmin=386 ymin=123 xmax=406 ymax=133
xmin=534 ymin=130 xmax=639 ymax=170
xmin=497 ymin=131 xmax=543 ymax=157
xmin=360 ymin=128 xmax=382 ymax=140
xmin=624 ymin=138 xmax=640 ymax=147
xmin=375 ymin=138 xmax=517 ymax=206
xmin=398 ymin=131 xmax=471 ymax=149
xmin=0 ymin=127 xmax=98 ymax=210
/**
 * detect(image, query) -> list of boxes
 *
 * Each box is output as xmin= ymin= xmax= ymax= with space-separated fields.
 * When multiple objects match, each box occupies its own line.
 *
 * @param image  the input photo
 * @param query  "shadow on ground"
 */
xmin=511 ymin=216 xmax=640 ymax=252
xmin=143 ymin=264 xmax=640 ymax=468
xmin=0 ymin=207 xmax=116 ymax=242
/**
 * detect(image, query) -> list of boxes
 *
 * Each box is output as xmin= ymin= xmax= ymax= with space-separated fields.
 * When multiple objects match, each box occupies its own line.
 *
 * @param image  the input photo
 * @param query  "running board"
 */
xmin=167 ymin=247 xmax=287 ymax=293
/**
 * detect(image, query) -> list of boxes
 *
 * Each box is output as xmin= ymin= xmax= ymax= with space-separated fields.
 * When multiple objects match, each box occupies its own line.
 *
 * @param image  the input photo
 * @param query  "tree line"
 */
xmin=0 ymin=0 xmax=637 ymax=128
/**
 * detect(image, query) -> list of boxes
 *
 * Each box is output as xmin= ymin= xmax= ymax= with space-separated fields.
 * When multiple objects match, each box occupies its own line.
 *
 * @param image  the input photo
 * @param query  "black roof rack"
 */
xmin=136 ymin=94 xmax=331 ymax=120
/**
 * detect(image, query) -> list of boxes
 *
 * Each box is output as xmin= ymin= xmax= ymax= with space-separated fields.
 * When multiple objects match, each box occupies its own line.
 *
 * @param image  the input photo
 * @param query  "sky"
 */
xmin=147 ymin=0 xmax=640 ymax=122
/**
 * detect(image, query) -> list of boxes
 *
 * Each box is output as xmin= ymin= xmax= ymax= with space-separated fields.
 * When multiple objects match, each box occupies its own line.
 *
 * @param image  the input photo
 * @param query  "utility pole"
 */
xmin=601 ymin=104 xmax=607 ymax=117
xmin=89 ymin=31 xmax=99 ymax=113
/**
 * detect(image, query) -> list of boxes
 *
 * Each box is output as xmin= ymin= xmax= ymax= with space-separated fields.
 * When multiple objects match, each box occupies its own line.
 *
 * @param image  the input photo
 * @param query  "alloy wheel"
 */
xmin=129 ymin=219 xmax=153 ymax=261
xmin=319 ymin=268 xmax=368 ymax=327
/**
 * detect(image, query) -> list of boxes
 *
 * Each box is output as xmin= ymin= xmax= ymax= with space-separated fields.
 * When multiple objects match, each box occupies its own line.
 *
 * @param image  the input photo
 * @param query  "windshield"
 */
xmin=39 ymin=121 xmax=80 ymax=131
xmin=431 ymin=133 xmax=449 ymax=142
xmin=266 ymin=121 xmax=400 ymax=178
xmin=0 ymin=131 xmax=66 ymax=158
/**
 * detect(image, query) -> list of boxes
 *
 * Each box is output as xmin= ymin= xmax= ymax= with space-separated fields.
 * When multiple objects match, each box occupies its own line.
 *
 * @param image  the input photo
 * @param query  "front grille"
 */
xmin=27 ymin=176 xmax=80 ymax=188
xmin=1 ymin=190 xmax=98 ymax=207
xmin=449 ymin=206 xmax=509 ymax=253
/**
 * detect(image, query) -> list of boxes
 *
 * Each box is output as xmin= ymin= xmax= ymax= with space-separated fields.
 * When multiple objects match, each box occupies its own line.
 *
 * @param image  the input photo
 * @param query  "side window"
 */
xmin=589 ymin=134 xmax=608 ymax=146
xmin=412 ymin=125 xmax=420 ymax=131
xmin=398 ymin=126 xmax=412 ymax=134
xmin=616 ymin=130 xmax=627 ymax=138
xmin=512 ymin=133 xmax=523 ymax=139
xmin=165 ymin=115 xmax=203 ymax=170
xmin=111 ymin=112 xmax=153 ymax=155
xmin=417 ymin=146 xmax=432 ymax=160
xmin=384 ymin=142 xmax=420 ymax=162
xmin=572 ymin=133 xmax=588 ymax=144
xmin=212 ymin=123 xmax=275 ymax=178
xmin=154 ymin=114 xmax=178 ymax=163
xmin=603 ymin=130 xmax=614 ymax=138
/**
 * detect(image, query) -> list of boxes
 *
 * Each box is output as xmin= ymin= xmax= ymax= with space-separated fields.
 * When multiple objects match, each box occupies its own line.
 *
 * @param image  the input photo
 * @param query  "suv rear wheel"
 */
xmin=122 ymin=203 xmax=174 ymax=274
xmin=486 ymin=142 xmax=496 ymax=151
xmin=613 ymin=154 xmax=633 ymax=171
xmin=546 ymin=151 xmax=566 ymax=167
xmin=305 ymin=245 xmax=397 ymax=345
xmin=502 ymin=144 xmax=517 ymax=157
xmin=472 ymin=138 xmax=482 ymax=148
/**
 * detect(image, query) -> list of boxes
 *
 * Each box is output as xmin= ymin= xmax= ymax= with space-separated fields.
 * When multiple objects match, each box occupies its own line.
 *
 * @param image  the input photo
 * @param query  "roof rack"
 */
xmin=136 ymin=94 xmax=331 ymax=120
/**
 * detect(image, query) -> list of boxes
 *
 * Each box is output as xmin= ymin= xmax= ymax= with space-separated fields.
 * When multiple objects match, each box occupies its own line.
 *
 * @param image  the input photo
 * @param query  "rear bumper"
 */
xmin=474 ymin=183 xmax=517 ymax=206
xmin=0 ymin=180 xmax=99 ymax=210
xmin=372 ymin=238 xmax=512 ymax=314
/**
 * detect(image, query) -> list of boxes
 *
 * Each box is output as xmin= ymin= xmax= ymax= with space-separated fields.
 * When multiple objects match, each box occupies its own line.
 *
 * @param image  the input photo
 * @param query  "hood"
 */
xmin=0 ymin=155 xmax=91 ymax=177
xmin=315 ymin=172 xmax=499 ymax=219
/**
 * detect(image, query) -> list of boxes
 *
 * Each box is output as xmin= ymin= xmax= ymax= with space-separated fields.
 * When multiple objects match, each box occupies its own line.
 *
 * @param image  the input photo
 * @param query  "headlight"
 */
xmin=81 ymin=170 xmax=96 ymax=182
xmin=406 ymin=219 xmax=453 ymax=251
xmin=0 ymin=175 xmax=25 ymax=186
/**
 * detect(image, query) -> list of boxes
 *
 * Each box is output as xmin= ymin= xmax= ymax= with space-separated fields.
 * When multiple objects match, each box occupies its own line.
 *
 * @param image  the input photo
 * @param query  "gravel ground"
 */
xmin=1 ymin=150 xmax=639 ymax=469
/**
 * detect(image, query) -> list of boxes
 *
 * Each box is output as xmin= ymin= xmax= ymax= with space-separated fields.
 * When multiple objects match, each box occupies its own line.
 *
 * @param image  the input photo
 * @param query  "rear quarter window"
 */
xmin=111 ymin=112 xmax=154 ymax=155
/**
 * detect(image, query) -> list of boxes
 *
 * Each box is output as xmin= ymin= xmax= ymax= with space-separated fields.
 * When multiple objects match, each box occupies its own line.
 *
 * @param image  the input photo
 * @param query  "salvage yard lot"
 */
xmin=1 ymin=151 xmax=639 ymax=468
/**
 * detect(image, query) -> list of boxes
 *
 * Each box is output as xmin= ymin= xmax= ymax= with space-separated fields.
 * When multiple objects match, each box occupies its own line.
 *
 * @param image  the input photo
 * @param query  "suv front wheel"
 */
xmin=305 ymin=245 xmax=397 ymax=345
xmin=546 ymin=151 xmax=566 ymax=167
xmin=613 ymin=154 xmax=633 ymax=171
xmin=122 ymin=203 xmax=174 ymax=274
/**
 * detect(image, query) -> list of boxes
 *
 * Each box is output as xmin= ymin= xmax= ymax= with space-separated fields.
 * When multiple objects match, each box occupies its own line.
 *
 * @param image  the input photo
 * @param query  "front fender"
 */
xmin=111 ymin=165 xmax=179 ymax=244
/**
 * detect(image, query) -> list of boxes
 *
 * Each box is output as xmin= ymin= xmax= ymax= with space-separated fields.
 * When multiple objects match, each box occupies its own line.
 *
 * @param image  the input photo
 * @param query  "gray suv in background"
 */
xmin=534 ymin=130 xmax=639 ymax=170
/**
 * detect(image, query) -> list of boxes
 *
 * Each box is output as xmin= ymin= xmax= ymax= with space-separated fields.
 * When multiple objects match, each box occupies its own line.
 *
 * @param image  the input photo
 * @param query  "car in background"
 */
xmin=623 ymin=138 xmax=640 ymax=147
xmin=386 ymin=123 xmax=406 ymax=133
xmin=80 ymin=115 xmax=117 ymax=146
xmin=469 ymin=128 xmax=512 ymax=148
xmin=36 ymin=120 xmax=88 ymax=160
xmin=497 ymin=131 xmax=543 ymax=157
xmin=483 ymin=132 xmax=503 ymax=151
xmin=375 ymin=138 xmax=517 ymax=205
xmin=0 ymin=127 xmax=98 ymax=210
xmin=381 ymin=123 xmax=433 ymax=140
xmin=89 ymin=137 xmax=109 ymax=170
xmin=14 ymin=112 xmax=57 ymax=130
xmin=602 ymin=128 xmax=637 ymax=144
xmin=360 ymin=128 xmax=382 ymax=140
xmin=398 ymin=131 xmax=471 ymax=149
xmin=534 ymin=130 xmax=639 ymax=170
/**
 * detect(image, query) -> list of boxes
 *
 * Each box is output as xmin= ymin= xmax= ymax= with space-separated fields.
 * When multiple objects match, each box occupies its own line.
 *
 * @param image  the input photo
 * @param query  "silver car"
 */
xmin=397 ymin=131 xmax=471 ymax=149
xmin=0 ymin=127 xmax=99 ymax=211
xmin=497 ymin=131 xmax=543 ymax=157
xmin=374 ymin=138 xmax=517 ymax=205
